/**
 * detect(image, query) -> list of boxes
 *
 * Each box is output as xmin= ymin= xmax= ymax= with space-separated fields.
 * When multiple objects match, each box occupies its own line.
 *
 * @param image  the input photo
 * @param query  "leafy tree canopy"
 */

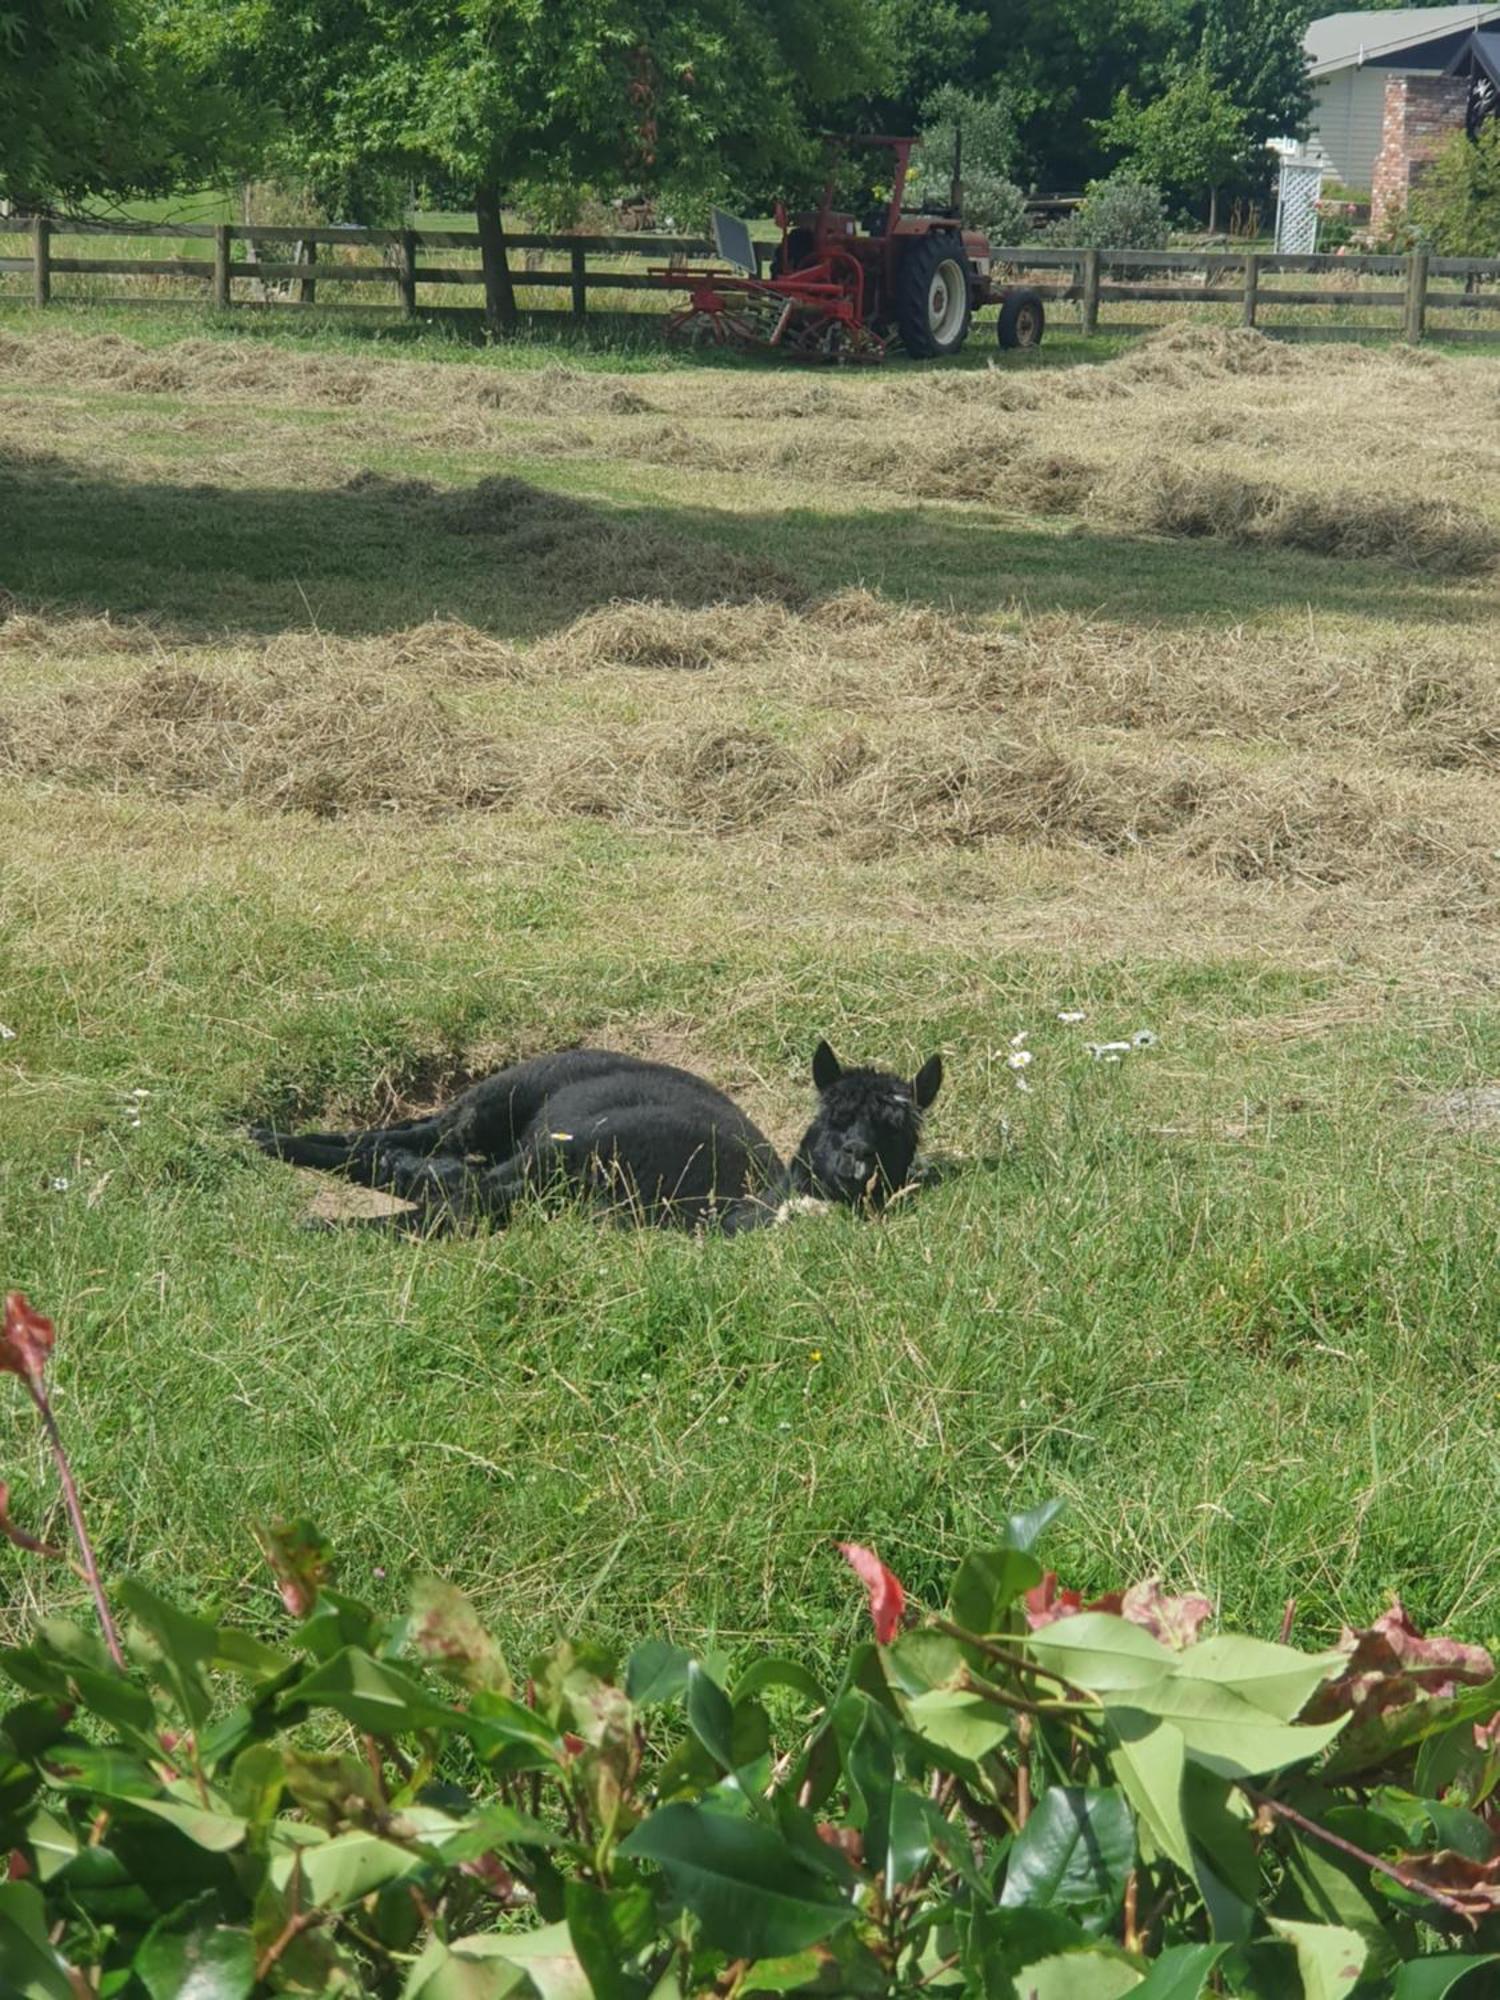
xmin=1097 ymin=64 xmax=1252 ymax=216
xmin=0 ymin=0 xmax=241 ymax=206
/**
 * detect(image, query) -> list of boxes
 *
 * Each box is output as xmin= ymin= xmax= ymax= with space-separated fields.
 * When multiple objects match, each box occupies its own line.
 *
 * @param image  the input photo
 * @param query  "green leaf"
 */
xmin=401 ymin=1932 xmax=531 ymax=2000
xmin=620 ymin=1801 xmax=852 ymax=1958
xmin=1005 ymin=1499 xmax=1067 ymax=1552
xmin=1181 ymin=1765 xmax=1257 ymax=1944
xmin=1265 ymin=1918 xmax=1366 ymax=2000
xmin=731 ymin=1656 xmax=826 ymax=1709
xmin=289 ymin=1646 xmax=457 ymax=1734
xmin=1419 ymin=1798 xmax=1495 ymax=1860
xmin=63 ymin=1662 xmax=158 ymax=1739
xmin=1278 ymin=1829 xmax=1403 ymax=1972
xmin=1105 ymin=1714 xmax=1192 ymax=1875
xmin=0 ymin=1880 xmax=76 ymax=1998
xmin=212 ymin=1628 xmax=293 ymax=1682
xmin=466 ymin=1688 xmax=563 ymax=1772
xmin=1391 ymin=1956 xmax=1500 ymax=1999
xmin=626 ymin=1640 xmax=692 ymax=1706
xmin=1022 ymin=1614 xmax=1176 ymax=1692
xmin=1130 ymin=1943 xmax=1230 ymax=1999
xmin=128 ymin=1796 xmax=249 ymax=1851
xmin=134 ymin=1923 xmax=256 ymax=2000
xmin=1173 ymin=1636 xmax=1343 ymax=1723
xmin=563 ymin=1877 xmax=654 ymax=2000
xmin=1001 ymin=1786 xmax=1134 ymax=1931
xmin=685 ymin=1660 xmax=738 ymax=1773
xmin=24 ymin=1806 xmax=78 ymax=1883
xmin=845 ymin=1695 xmax=896 ymax=1875
xmin=43 ymin=1739 xmax=159 ymax=1795
xmin=226 ymin=1742 xmax=285 ymax=1826
xmin=1102 ymin=1677 xmax=1347 ymax=1779
xmin=483 ymin=1920 xmax=593 ymax=2000
xmin=119 ymin=1581 xmax=218 ymax=1729
xmin=1013 ymin=1948 xmax=1142 ymax=1999
xmin=272 ymin=1827 xmax=418 ymax=1906
xmin=903 ymin=1686 xmax=1012 ymax=1763
xmin=949 ymin=1548 xmax=1044 ymax=1637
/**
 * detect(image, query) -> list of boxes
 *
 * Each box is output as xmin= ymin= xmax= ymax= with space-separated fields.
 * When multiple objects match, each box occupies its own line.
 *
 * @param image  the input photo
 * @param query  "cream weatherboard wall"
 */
xmin=1310 ymin=63 xmax=1404 ymax=184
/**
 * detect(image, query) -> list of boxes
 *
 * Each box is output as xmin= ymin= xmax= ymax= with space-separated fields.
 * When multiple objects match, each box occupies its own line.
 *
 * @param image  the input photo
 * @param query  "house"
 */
xmin=1297 ymin=8 xmax=1500 ymax=230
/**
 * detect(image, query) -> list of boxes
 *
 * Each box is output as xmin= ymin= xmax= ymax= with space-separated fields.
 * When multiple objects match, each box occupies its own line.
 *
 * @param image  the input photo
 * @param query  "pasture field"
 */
xmin=2 ymin=305 xmax=1500 ymax=1678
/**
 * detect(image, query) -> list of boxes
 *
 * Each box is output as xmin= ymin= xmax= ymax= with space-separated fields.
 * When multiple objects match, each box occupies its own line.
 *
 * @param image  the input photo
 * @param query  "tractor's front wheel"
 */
xmin=997 ymin=287 xmax=1045 ymax=350
xmin=896 ymin=233 xmax=973 ymax=360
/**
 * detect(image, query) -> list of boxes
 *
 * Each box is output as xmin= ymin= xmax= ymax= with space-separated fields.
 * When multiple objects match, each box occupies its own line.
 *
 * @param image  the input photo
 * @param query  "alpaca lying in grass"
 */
xmin=251 ymin=1040 xmax=943 ymax=1234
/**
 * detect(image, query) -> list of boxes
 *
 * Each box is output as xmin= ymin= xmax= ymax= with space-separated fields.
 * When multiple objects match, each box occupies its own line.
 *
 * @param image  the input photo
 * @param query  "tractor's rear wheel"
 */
xmin=896 ymin=233 xmax=973 ymax=360
xmin=997 ymin=287 xmax=1045 ymax=350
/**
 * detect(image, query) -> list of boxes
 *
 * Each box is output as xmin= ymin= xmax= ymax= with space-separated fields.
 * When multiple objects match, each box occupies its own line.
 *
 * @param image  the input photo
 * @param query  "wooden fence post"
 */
xmin=397 ymin=229 xmax=417 ymax=316
xmin=32 ymin=217 xmax=50 ymax=308
xmin=299 ymin=239 xmax=317 ymax=306
xmin=1404 ymin=247 xmax=1429 ymax=342
xmin=213 ymin=224 xmax=230 ymax=309
xmin=570 ymin=241 xmax=588 ymax=321
xmin=1242 ymin=253 xmax=1260 ymax=327
xmin=1080 ymin=247 xmax=1100 ymax=336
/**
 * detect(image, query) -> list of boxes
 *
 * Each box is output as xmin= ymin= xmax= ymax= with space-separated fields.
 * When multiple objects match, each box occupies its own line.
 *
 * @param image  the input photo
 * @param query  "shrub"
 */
xmin=4 ymin=1289 xmax=1500 ymax=1995
xmin=1411 ymin=124 xmax=1500 ymax=257
xmin=913 ymin=84 xmax=1029 ymax=242
xmin=1052 ymin=176 xmax=1171 ymax=253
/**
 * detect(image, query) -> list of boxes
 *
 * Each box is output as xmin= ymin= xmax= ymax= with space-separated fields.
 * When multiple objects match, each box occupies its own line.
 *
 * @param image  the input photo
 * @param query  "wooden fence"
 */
xmin=4 ymin=215 xmax=1500 ymax=342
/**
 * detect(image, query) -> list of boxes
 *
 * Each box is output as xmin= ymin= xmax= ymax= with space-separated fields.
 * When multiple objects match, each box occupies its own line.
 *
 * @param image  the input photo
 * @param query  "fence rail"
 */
xmin=5 ymin=214 xmax=1500 ymax=342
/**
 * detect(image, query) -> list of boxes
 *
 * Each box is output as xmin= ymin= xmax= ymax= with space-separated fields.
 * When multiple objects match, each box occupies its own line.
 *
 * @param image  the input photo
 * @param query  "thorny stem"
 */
xmin=28 ymin=1381 xmax=125 ymax=1670
xmin=1016 ymin=1713 xmax=1033 ymax=1830
xmin=1244 ymin=1784 xmax=1474 ymax=1924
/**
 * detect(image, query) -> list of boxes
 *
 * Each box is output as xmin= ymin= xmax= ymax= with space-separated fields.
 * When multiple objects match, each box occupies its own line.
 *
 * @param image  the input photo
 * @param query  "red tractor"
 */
xmin=660 ymin=134 xmax=1045 ymax=364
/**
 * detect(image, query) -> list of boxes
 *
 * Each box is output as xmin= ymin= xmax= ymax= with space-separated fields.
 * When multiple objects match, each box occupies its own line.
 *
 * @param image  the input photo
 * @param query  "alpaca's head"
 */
xmin=791 ymin=1040 xmax=943 ymax=1210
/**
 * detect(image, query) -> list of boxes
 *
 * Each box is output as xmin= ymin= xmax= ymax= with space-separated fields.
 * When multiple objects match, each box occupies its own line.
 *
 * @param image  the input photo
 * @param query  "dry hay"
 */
xmin=1088 ymin=461 xmax=1497 ymax=574
xmin=543 ymin=723 xmax=802 ymax=832
xmin=1106 ymin=325 xmax=1309 ymax=385
xmin=534 ymin=599 xmax=791 ymax=674
xmin=0 ymin=663 xmax=511 ymax=817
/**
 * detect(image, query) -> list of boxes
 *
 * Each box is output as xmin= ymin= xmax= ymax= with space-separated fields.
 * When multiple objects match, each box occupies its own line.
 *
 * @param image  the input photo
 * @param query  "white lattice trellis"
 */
xmin=1275 ymin=161 xmax=1325 ymax=255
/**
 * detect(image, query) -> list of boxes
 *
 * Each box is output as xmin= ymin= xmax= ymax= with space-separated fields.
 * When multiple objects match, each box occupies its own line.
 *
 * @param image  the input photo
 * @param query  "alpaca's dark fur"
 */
xmin=250 ymin=1041 xmax=942 ymax=1235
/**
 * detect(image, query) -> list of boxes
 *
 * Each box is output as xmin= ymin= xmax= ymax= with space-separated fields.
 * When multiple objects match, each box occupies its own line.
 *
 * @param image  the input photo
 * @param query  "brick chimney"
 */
xmin=1371 ymin=73 xmax=1472 ymax=232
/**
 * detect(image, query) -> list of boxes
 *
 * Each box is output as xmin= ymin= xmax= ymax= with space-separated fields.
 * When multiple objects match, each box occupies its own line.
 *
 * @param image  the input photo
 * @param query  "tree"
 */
xmin=176 ymin=0 xmax=896 ymax=334
xmin=1411 ymin=123 xmax=1500 ymax=255
xmin=0 ymin=0 xmax=237 ymax=207
xmin=911 ymin=84 xmax=1026 ymax=240
xmin=967 ymin=0 xmax=1187 ymax=191
xmin=1097 ymin=65 xmax=1251 ymax=228
xmin=1196 ymin=0 xmax=1313 ymax=173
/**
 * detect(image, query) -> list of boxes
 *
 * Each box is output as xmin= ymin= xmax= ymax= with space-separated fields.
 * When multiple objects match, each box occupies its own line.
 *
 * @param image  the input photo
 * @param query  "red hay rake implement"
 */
xmin=660 ymin=241 xmax=886 ymax=364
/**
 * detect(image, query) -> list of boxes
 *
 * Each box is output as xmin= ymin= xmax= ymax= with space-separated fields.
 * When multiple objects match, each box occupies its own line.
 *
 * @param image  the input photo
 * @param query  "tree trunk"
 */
xmin=475 ymin=183 xmax=517 ymax=335
xmin=1208 ymin=185 xmax=1220 ymax=234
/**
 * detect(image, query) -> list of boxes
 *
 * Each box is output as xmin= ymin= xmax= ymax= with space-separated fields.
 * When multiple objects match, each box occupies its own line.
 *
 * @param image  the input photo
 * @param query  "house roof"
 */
xmin=1306 ymin=7 xmax=1500 ymax=76
xmin=1446 ymin=24 xmax=1500 ymax=78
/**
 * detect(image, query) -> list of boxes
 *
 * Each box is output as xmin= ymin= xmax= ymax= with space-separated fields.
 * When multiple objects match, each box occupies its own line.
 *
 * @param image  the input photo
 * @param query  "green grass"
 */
xmin=4 ymin=307 xmax=1500 ymax=1680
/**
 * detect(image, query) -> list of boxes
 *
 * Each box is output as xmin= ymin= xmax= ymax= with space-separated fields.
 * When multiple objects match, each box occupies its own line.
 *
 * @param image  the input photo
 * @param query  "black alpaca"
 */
xmin=250 ymin=1040 xmax=943 ymax=1234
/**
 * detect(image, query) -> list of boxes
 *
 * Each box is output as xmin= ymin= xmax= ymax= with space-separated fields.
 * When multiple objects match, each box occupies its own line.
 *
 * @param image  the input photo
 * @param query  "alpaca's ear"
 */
xmin=913 ymin=1054 xmax=943 ymax=1109
xmin=812 ymin=1040 xmax=843 ymax=1092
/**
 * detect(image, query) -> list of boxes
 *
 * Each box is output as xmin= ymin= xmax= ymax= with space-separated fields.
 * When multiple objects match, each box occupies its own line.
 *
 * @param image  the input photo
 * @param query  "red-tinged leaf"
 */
xmin=1 ymin=1292 xmax=54 ymax=1386
xmin=253 ymin=1517 xmax=332 ymax=1618
xmin=1025 ymin=1573 xmax=1211 ymax=1651
xmin=1119 ymin=1579 xmax=1214 ymax=1652
xmin=1394 ymin=1847 xmax=1500 ymax=1924
xmin=838 ymin=1543 xmax=906 ymax=1645
xmin=1475 ymin=1713 xmax=1500 ymax=1751
xmin=1306 ymin=1602 xmax=1495 ymax=1724
xmin=0 ymin=1483 xmax=62 ymax=1560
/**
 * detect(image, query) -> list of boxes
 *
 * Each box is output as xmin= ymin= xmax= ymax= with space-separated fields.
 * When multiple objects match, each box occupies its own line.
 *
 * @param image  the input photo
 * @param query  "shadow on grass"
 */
xmin=0 ymin=445 xmax=1484 ymax=641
